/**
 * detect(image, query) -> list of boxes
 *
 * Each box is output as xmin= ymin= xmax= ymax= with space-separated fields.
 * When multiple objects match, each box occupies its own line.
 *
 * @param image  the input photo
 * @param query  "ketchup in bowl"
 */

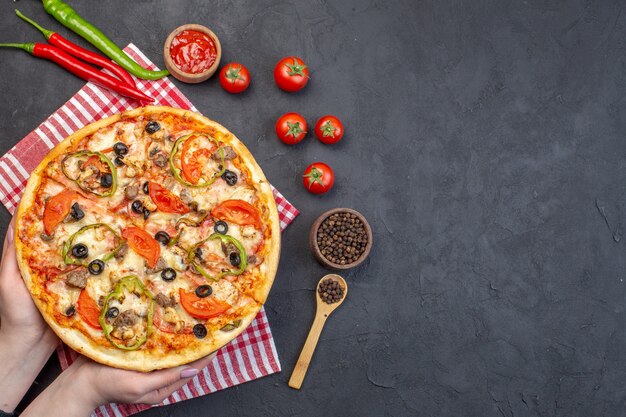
xmin=169 ymin=30 xmax=217 ymax=74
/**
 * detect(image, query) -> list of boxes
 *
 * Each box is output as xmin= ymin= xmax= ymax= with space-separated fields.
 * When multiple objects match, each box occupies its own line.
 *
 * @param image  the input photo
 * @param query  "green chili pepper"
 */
xmin=61 ymin=151 xmax=117 ymax=197
xmin=42 ymin=0 xmax=169 ymax=80
xmin=187 ymin=233 xmax=247 ymax=281
xmin=99 ymin=275 xmax=154 ymax=351
xmin=169 ymin=133 xmax=226 ymax=188
xmin=62 ymin=223 xmax=123 ymax=266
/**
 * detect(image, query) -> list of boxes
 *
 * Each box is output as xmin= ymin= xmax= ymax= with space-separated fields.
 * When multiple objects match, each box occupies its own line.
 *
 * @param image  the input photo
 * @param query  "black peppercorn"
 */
xmin=318 ymin=278 xmax=344 ymax=304
xmin=316 ymin=212 xmax=367 ymax=265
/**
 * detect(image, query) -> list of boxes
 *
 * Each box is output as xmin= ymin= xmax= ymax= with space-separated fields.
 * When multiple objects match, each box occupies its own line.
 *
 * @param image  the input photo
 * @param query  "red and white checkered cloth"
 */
xmin=0 ymin=44 xmax=299 ymax=417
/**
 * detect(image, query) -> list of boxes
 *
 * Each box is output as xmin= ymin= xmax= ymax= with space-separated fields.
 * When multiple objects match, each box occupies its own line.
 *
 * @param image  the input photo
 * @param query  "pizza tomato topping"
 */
xmin=179 ymin=288 xmax=231 ymax=319
xmin=77 ymin=289 xmax=101 ymax=329
xmin=42 ymin=189 xmax=80 ymax=235
xmin=211 ymin=199 xmax=262 ymax=230
xmin=122 ymin=226 xmax=160 ymax=268
xmin=148 ymin=181 xmax=190 ymax=214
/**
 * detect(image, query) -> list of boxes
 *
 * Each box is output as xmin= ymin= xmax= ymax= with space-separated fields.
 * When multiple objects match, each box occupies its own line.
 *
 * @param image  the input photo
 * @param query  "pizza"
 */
xmin=15 ymin=106 xmax=280 ymax=371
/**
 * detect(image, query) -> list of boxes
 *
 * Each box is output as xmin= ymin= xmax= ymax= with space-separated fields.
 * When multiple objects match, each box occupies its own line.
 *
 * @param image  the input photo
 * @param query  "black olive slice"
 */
xmin=145 ymin=121 xmax=161 ymax=134
xmin=161 ymin=268 xmax=176 ymax=281
xmin=72 ymin=243 xmax=89 ymax=259
xmin=65 ymin=305 xmax=76 ymax=317
xmin=114 ymin=156 xmax=125 ymax=167
xmin=221 ymin=170 xmax=238 ymax=186
xmin=193 ymin=323 xmax=207 ymax=339
xmin=143 ymin=181 xmax=149 ymax=194
xmin=154 ymin=231 xmax=171 ymax=245
xmin=131 ymin=200 xmax=143 ymax=214
xmin=88 ymin=259 xmax=105 ymax=275
xmin=195 ymin=285 xmax=212 ymax=298
xmin=105 ymin=307 xmax=119 ymax=319
xmin=70 ymin=202 xmax=84 ymax=220
xmin=214 ymin=221 xmax=228 ymax=234
xmin=100 ymin=173 xmax=113 ymax=188
xmin=229 ymin=252 xmax=241 ymax=267
xmin=113 ymin=142 xmax=129 ymax=156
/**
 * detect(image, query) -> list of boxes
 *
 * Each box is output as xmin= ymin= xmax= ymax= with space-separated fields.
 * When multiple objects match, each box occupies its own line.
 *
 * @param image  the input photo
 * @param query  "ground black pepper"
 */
xmin=318 ymin=278 xmax=344 ymax=304
xmin=316 ymin=212 xmax=368 ymax=265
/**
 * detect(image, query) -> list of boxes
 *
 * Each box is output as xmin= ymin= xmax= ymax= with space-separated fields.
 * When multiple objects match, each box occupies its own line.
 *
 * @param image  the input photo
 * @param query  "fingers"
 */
xmin=131 ymin=353 xmax=217 ymax=405
xmin=1 ymin=216 xmax=17 ymax=274
xmin=2 ymin=216 xmax=15 ymax=253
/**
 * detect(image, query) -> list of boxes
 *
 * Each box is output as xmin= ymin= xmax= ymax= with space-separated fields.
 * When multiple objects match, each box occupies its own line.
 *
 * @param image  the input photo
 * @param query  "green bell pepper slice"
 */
xmin=62 ymin=223 xmax=123 ymax=266
xmin=61 ymin=151 xmax=117 ymax=197
xmin=99 ymin=275 xmax=154 ymax=351
xmin=187 ymin=233 xmax=247 ymax=282
xmin=168 ymin=133 xmax=226 ymax=188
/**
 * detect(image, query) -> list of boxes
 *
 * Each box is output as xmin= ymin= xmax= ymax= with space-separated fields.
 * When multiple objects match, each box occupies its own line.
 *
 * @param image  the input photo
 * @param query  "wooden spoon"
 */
xmin=288 ymin=274 xmax=348 ymax=390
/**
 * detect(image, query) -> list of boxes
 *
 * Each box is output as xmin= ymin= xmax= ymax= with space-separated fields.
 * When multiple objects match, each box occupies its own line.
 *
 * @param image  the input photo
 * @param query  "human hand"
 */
xmin=0 ymin=217 xmax=59 ymax=412
xmin=0 ymin=217 xmax=57 ymax=346
xmin=22 ymin=353 xmax=217 ymax=417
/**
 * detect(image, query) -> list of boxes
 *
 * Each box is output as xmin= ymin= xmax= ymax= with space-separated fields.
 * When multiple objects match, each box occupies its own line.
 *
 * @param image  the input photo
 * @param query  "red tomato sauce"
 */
xmin=169 ymin=30 xmax=217 ymax=74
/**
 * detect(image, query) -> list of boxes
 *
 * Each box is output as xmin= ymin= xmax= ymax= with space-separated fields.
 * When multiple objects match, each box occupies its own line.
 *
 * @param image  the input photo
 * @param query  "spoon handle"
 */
xmin=288 ymin=312 xmax=328 ymax=389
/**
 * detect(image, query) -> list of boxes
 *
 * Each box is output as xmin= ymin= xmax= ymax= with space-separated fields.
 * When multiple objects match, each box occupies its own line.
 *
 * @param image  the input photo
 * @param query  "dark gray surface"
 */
xmin=1 ymin=0 xmax=625 ymax=416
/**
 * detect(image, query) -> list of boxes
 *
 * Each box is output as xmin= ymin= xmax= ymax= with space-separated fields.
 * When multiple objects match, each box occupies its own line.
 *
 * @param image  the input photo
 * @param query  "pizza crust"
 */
xmin=15 ymin=106 xmax=281 ymax=371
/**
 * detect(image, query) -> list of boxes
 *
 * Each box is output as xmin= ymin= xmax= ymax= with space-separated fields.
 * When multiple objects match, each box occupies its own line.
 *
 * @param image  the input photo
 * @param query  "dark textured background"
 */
xmin=1 ymin=0 xmax=625 ymax=416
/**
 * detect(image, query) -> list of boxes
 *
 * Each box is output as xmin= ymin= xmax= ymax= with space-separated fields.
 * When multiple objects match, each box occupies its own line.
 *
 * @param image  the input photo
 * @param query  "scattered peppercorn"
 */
xmin=316 ymin=212 xmax=368 ymax=265
xmin=318 ymin=278 xmax=344 ymax=304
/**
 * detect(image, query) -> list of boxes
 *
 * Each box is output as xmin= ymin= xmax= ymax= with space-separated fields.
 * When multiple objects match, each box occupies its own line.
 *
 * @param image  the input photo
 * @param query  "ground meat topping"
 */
xmin=113 ymin=310 xmax=139 ymax=327
xmin=125 ymin=185 xmax=139 ymax=200
xmin=114 ymin=242 xmax=128 ymax=260
xmin=212 ymin=146 xmax=236 ymax=160
xmin=65 ymin=269 xmax=88 ymax=288
xmin=155 ymin=293 xmax=176 ymax=308
xmin=180 ymin=188 xmax=193 ymax=204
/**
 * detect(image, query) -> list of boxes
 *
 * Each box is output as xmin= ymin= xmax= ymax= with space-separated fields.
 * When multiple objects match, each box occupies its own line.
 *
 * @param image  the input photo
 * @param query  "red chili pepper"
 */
xmin=0 ymin=42 xmax=154 ymax=103
xmin=15 ymin=9 xmax=137 ymax=90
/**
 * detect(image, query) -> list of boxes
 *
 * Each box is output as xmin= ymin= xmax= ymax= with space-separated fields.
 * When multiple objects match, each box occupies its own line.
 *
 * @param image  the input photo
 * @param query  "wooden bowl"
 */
xmin=163 ymin=24 xmax=222 ymax=83
xmin=309 ymin=208 xmax=373 ymax=270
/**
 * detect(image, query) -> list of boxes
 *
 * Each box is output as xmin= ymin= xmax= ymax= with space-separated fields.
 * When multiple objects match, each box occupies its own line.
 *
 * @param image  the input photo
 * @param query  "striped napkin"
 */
xmin=0 ymin=44 xmax=299 ymax=417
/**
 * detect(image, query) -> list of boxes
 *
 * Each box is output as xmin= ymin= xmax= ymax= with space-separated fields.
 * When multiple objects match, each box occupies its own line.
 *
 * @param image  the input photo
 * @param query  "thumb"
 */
xmin=136 ymin=365 xmax=201 ymax=394
xmin=1 ymin=217 xmax=19 ymax=279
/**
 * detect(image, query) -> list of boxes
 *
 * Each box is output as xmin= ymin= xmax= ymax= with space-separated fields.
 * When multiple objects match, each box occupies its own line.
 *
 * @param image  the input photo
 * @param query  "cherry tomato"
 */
xmin=179 ymin=289 xmax=231 ymax=319
xmin=274 ymin=56 xmax=309 ymax=92
xmin=303 ymin=162 xmax=335 ymax=194
xmin=211 ymin=199 xmax=262 ymax=229
xmin=148 ymin=181 xmax=190 ymax=214
xmin=219 ymin=62 xmax=251 ymax=94
xmin=315 ymin=115 xmax=344 ymax=144
xmin=122 ymin=226 xmax=160 ymax=268
xmin=180 ymin=135 xmax=215 ymax=184
xmin=77 ymin=289 xmax=101 ymax=329
xmin=275 ymin=112 xmax=307 ymax=145
xmin=43 ymin=189 xmax=80 ymax=235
